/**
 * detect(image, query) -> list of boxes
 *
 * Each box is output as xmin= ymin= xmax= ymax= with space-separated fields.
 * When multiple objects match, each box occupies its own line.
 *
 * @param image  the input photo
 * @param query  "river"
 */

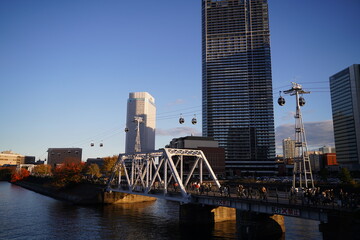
xmin=0 ymin=182 xmax=322 ymax=239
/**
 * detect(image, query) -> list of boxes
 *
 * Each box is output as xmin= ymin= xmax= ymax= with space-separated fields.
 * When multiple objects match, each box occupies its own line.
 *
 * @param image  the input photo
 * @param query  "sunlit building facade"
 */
xmin=202 ymin=0 xmax=276 ymax=175
xmin=125 ymin=92 xmax=156 ymax=153
xmin=283 ymin=138 xmax=295 ymax=160
xmin=0 ymin=151 xmax=25 ymax=166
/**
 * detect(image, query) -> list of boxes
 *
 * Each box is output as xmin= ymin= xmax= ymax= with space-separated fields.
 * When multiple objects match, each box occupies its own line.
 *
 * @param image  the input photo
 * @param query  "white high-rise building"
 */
xmin=282 ymin=138 xmax=295 ymax=159
xmin=125 ymin=92 xmax=156 ymax=153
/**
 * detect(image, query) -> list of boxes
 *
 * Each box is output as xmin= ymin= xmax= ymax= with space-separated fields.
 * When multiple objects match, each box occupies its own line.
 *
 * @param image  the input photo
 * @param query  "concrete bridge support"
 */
xmin=179 ymin=204 xmax=284 ymax=239
xmin=236 ymin=211 xmax=284 ymax=239
xmin=319 ymin=213 xmax=360 ymax=240
xmin=179 ymin=204 xmax=236 ymax=225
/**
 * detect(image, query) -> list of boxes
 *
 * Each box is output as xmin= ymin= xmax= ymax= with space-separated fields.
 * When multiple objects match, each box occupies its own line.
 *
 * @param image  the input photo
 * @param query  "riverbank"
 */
xmin=13 ymin=180 xmax=156 ymax=205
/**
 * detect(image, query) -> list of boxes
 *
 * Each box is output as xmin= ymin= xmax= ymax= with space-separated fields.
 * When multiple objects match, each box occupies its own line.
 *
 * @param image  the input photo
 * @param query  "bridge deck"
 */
xmin=108 ymin=186 xmax=357 ymax=223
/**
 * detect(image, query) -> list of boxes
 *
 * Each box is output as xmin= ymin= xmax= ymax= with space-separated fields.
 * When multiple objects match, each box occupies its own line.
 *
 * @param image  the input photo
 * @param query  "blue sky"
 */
xmin=0 ymin=0 xmax=359 ymax=161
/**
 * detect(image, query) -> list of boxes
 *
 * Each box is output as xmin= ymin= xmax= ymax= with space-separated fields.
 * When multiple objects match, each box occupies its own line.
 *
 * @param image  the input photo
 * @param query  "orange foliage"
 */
xmin=10 ymin=168 xmax=30 ymax=182
xmin=52 ymin=161 xmax=85 ymax=187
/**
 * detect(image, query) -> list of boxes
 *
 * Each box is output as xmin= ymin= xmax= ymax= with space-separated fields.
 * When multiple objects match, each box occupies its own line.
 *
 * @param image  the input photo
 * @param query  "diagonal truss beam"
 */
xmin=106 ymin=148 xmax=221 ymax=201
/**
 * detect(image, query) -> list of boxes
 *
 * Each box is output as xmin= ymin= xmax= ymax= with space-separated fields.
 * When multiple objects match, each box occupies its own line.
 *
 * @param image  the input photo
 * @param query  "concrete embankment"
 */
xmin=14 ymin=181 xmax=156 ymax=205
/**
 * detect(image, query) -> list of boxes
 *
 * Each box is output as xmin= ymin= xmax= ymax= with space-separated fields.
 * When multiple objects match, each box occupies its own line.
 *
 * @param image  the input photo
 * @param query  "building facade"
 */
xmin=319 ymin=146 xmax=335 ymax=154
xmin=283 ymin=138 xmax=295 ymax=160
xmin=47 ymin=148 xmax=82 ymax=168
xmin=0 ymin=151 xmax=25 ymax=166
xmin=330 ymin=64 xmax=360 ymax=170
xmin=166 ymin=136 xmax=225 ymax=177
xmin=202 ymin=0 xmax=275 ymax=175
xmin=125 ymin=92 xmax=156 ymax=153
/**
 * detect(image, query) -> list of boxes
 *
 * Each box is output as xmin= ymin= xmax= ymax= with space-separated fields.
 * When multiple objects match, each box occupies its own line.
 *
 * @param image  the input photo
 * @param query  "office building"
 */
xmin=330 ymin=64 xmax=360 ymax=171
xmin=0 ymin=151 xmax=25 ymax=166
xmin=202 ymin=0 xmax=275 ymax=175
xmin=283 ymin=138 xmax=295 ymax=160
xmin=125 ymin=92 xmax=156 ymax=153
xmin=319 ymin=146 xmax=335 ymax=154
xmin=47 ymin=148 xmax=82 ymax=168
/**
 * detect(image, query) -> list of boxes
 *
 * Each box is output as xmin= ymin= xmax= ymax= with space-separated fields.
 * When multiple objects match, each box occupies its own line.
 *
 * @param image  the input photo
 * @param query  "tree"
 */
xmin=10 ymin=168 xmax=30 ymax=182
xmin=52 ymin=161 xmax=85 ymax=187
xmin=339 ymin=167 xmax=353 ymax=185
xmin=101 ymin=155 xmax=118 ymax=175
xmin=0 ymin=167 xmax=15 ymax=181
xmin=85 ymin=164 xmax=101 ymax=179
xmin=32 ymin=164 xmax=52 ymax=176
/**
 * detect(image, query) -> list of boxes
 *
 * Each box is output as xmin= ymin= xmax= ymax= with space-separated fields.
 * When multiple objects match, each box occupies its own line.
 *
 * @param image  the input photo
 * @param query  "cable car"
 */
xmin=90 ymin=142 xmax=94 ymax=147
xmin=192 ymin=115 xmax=197 ymax=125
xmin=278 ymin=96 xmax=285 ymax=106
xmin=179 ymin=114 xmax=185 ymax=124
xmin=124 ymin=127 xmax=129 ymax=132
xmin=277 ymin=91 xmax=285 ymax=106
xmin=299 ymin=96 xmax=305 ymax=106
xmin=100 ymin=143 xmax=103 ymax=147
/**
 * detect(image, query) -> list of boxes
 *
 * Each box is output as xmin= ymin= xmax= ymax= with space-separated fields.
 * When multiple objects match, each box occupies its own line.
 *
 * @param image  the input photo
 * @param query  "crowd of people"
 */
xmin=186 ymin=182 xmax=359 ymax=208
xmin=129 ymin=179 xmax=359 ymax=209
xmin=289 ymin=187 xmax=359 ymax=208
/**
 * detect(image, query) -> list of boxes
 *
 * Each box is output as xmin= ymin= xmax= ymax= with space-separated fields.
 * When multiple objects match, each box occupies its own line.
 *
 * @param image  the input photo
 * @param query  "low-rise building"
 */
xmin=86 ymin=158 xmax=104 ymax=168
xmin=166 ymin=136 xmax=225 ymax=178
xmin=0 ymin=151 xmax=25 ymax=166
xmin=47 ymin=148 xmax=82 ymax=168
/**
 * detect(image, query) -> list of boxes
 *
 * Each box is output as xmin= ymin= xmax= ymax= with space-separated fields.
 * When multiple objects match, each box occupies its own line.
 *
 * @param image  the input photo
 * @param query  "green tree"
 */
xmin=339 ymin=167 xmax=353 ymax=184
xmin=86 ymin=164 xmax=101 ymax=179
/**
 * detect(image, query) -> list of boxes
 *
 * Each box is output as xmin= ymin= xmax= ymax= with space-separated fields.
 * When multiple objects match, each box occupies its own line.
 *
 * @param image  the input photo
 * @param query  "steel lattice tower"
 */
xmin=281 ymin=82 xmax=314 ymax=189
xmin=133 ymin=116 xmax=143 ymax=153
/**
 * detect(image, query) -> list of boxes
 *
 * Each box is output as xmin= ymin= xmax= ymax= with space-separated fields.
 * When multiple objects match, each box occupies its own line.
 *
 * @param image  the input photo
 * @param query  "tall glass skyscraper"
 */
xmin=202 ymin=0 xmax=276 ymax=175
xmin=330 ymin=64 xmax=360 ymax=171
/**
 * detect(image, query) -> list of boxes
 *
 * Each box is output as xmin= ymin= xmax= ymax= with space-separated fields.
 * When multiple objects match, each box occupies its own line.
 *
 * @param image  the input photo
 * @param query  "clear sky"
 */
xmin=1 ymin=0 xmax=359 ymax=161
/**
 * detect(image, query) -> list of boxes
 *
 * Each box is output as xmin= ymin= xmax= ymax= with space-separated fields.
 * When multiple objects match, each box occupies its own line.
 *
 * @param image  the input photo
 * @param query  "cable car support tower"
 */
xmin=279 ymin=82 xmax=314 ymax=189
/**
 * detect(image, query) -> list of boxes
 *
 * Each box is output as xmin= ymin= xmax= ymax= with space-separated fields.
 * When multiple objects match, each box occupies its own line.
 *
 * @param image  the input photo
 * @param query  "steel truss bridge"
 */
xmin=107 ymin=148 xmax=221 ymax=202
xmin=106 ymin=148 xmax=356 ymax=224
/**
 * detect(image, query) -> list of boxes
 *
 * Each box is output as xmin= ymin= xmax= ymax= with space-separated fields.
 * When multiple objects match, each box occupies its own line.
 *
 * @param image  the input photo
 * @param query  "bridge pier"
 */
xmin=236 ymin=211 xmax=284 ymax=239
xmin=319 ymin=213 xmax=360 ymax=240
xmin=179 ymin=204 xmax=236 ymax=225
xmin=179 ymin=205 xmax=284 ymax=239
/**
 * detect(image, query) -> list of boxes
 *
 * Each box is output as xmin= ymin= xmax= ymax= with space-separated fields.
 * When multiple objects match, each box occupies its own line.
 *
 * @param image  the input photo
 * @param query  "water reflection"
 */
xmin=0 ymin=182 xmax=322 ymax=240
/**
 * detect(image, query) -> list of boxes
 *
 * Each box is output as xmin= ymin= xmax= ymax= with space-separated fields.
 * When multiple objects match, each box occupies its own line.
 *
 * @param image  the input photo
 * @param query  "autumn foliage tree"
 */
xmin=32 ymin=164 xmax=52 ymax=176
xmin=52 ymin=161 xmax=85 ymax=187
xmin=10 ymin=168 xmax=30 ymax=182
xmin=101 ymin=155 xmax=118 ymax=175
xmin=84 ymin=163 xmax=101 ymax=179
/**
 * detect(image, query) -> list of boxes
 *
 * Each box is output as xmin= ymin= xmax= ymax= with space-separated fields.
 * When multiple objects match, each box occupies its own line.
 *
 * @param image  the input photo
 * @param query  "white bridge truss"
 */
xmin=106 ymin=148 xmax=221 ymax=202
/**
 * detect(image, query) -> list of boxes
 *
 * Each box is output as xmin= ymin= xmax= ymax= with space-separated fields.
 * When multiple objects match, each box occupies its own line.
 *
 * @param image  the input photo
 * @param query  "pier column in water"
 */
xmin=319 ymin=214 xmax=360 ymax=240
xmin=179 ymin=204 xmax=236 ymax=224
xmin=236 ymin=210 xmax=284 ymax=239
